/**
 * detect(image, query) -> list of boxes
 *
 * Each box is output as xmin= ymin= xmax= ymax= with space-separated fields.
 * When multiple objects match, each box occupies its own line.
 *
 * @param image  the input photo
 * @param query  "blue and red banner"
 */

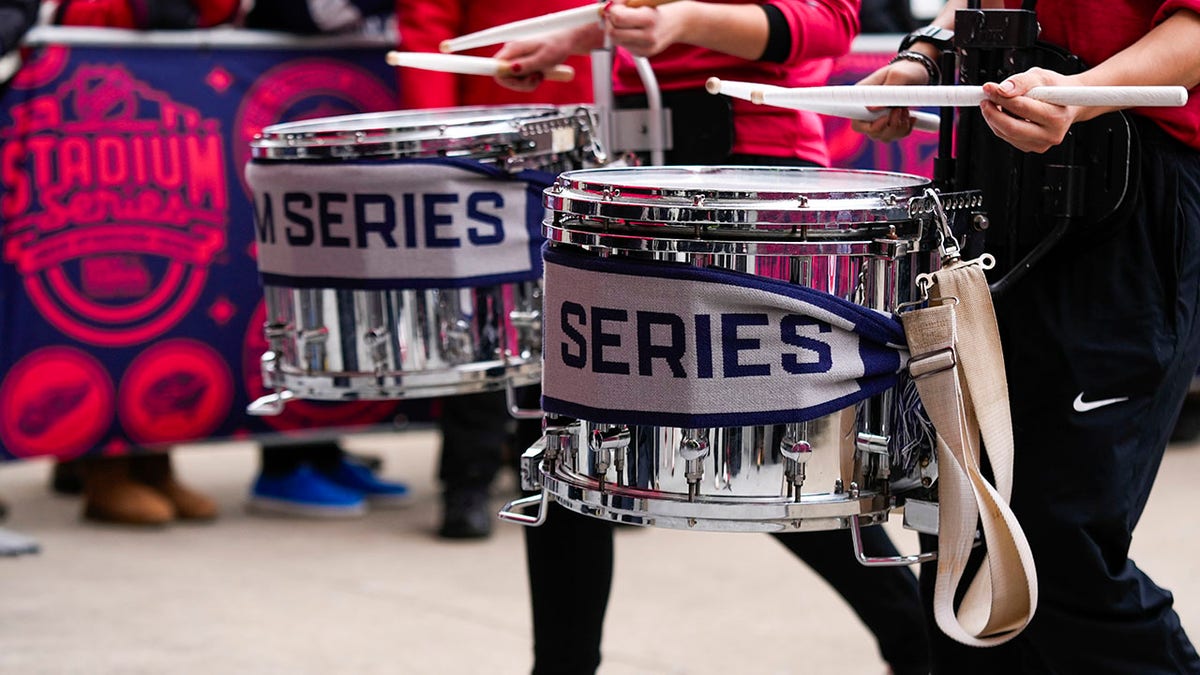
xmin=0 ymin=33 xmax=431 ymax=461
xmin=0 ymin=34 xmax=937 ymax=462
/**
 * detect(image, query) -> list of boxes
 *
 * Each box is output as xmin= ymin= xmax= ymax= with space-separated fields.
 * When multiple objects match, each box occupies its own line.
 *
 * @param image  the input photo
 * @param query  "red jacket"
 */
xmin=611 ymin=0 xmax=859 ymax=164
xmin=55 ymin=0 xmax=238 ymax=29
xmin=1005 ymin=0 xmax=1200 ymax=150
xmin=395 ymin=0 xmax=858 ymax=164
xmin=395 ymin=0 xmax=595 ymax=108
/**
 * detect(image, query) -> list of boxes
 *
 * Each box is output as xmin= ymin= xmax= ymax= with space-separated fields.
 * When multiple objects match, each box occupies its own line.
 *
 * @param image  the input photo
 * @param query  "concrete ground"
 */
xmin=1 ymin=429 xmax=1198 ymax=675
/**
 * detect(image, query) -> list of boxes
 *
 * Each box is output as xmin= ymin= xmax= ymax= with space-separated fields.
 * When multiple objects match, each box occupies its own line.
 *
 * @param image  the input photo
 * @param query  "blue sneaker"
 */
xmin=322 ymin=458 xmax=410 ymax=508
xmin=248 ymin=464 xmax=367 ymax=518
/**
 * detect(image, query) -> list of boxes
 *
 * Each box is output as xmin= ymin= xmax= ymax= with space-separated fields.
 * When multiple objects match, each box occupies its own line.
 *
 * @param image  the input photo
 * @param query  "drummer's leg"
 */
xmin=437 ymin=391 xmax=509 ymax=539
xmin=525 ymin=506 xmax=614 ymax=675
xmin=772 ymin=528 xmax=930 ymax=675
xmin=511 ymin=388 xmax=615 ymax=675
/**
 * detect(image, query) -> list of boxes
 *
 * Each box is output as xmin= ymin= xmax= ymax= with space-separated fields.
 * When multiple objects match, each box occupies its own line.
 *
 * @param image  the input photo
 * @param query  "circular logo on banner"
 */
xmin=10 ymin=45 xmax=70 ymax=90
xmin=242 ymin=301 xmax=401 ymax=431
xmin=0 ymin=65 xmax=229 ymax=347
xmin=119 ymin=339 xmax=233 ymax=444
xmin=233 ymin=58 xmax=396 ymax=201
xmin=0 ymin=347 xmax=114 ymax=459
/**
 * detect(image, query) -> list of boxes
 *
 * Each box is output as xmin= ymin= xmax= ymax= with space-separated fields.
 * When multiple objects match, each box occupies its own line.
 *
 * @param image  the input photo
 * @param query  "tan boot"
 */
xmin=132 ymin=454 xmax=219 ymax=521
xmin=81 ymin=456 xmax=175 ymax=526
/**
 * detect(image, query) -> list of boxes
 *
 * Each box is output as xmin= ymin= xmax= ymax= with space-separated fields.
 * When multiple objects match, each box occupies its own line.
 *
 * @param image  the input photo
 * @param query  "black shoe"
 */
xmin=438 ymin=489 xmax=493 ymax=540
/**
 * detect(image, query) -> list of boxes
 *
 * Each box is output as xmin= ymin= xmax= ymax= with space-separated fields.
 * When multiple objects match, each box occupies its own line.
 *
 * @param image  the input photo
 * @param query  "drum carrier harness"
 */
xmin=933 ymin=1 xmax=1138 ymax=294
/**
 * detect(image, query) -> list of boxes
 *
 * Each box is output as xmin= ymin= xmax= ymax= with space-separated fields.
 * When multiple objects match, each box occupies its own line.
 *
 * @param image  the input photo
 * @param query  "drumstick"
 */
xmin=439 ymin=0 xmax=682 ymax=54
xmin=758 ymin=84 xmax=1189 ymax=109
xmin=386 ymin=51 xmax=575 ymax=82
xmin=705 ymin=77 xmax=942 ymax=133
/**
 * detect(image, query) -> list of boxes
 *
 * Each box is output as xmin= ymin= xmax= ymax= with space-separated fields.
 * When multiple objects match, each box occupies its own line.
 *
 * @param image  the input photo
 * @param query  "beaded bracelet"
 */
xmin=889 ymin=50 xmax=941 ymax=86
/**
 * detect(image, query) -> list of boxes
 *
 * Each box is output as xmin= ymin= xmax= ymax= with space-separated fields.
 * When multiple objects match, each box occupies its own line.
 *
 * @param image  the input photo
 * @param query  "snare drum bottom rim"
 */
xmin=265 ymin=362 xmax=540 ymax=401
xmin=540 ymin=466 xmax=892 ymax=533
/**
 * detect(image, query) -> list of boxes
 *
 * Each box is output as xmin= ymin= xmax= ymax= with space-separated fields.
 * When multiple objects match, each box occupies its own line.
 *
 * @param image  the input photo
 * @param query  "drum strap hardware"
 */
xmin=907 ymin=346 xmax=957 ymax=380
xmin=899 ymin=260 xmax=1038 ymax=647
xmin=608 ymin=108 xmax=675 ymax=155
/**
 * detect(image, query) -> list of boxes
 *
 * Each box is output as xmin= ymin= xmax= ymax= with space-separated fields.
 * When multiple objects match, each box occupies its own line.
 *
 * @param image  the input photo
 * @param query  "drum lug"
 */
xmin=589 ymin=425 xmax=631 ymax=479
xmin=780 ymin=423 xmax=813 ymax=502
xmin=857 ymin=432 xmax=891 ymax=482
xmin=678 ymin=430 xmax=710 ymax=501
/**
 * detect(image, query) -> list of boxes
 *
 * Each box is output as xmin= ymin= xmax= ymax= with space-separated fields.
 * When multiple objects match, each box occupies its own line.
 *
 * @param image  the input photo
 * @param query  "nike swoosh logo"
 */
xmin=1073 ymin=393 xmax=1130 ymax=413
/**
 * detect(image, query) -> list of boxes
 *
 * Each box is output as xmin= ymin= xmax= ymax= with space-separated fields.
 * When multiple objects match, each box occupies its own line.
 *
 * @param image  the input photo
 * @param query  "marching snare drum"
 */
xmin=245 ymin=105 xmax=602 ymax=411
xmin=518 ymin=165 xmax=963 ymax=533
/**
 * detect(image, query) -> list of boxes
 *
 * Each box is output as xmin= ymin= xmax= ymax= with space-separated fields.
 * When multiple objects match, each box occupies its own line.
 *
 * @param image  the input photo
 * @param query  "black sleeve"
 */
xmin=759 ymin=3 xmax=792 ymax=64
xmin=0 ymin=0 xmax=40 ymax=54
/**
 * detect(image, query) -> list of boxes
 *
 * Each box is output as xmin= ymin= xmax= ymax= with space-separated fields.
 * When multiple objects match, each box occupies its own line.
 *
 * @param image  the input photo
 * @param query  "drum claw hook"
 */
xmin=896 ymin=272 xmax=959 ymax=315
xmin=920 ymin=189 xmax=962 ymax=262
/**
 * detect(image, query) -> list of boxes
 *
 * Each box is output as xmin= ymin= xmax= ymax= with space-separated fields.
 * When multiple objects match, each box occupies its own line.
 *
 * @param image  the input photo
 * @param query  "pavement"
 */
xmin=1 ymin=428 xmax=1198 ymax=675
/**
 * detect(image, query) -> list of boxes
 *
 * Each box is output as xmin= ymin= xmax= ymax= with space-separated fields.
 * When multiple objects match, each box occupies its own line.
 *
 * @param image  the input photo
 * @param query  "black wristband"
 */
xmin=899 ymin=25 xmax=955 ymax=53
xmin=889 ymin=50 xmax=940 ymax=85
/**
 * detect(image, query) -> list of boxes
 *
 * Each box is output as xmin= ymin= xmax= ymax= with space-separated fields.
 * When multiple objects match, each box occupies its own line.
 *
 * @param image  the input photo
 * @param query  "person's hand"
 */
xmin=849 ymin=58 xmax=932 ymax=142
xmin=493 ymin=31 xmax=578 ymax=92
xmin=603 ymin=0 xmax=685 ymax=58
xmin=980 ymin=67 xmax=1082 ymax=154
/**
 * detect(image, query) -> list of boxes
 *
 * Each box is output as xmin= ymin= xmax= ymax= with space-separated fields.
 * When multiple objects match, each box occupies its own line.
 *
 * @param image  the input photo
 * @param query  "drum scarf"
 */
xmin=541 ymin=244 xmax=910 ymax=428
xmin=245 ymin=157 xmax=554 ymax=289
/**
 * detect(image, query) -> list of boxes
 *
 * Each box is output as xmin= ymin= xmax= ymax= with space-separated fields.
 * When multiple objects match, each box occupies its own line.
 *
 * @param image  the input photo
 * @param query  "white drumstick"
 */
xmin=759 ymin=84 xmax=1189 ymax=109
xmin=705 ymin=77 xmax=942 ymax=133
xmin=439 ymin=0 xmax=682 ymax=54
xmin=386 ymin=51 xmax=575 ymax=82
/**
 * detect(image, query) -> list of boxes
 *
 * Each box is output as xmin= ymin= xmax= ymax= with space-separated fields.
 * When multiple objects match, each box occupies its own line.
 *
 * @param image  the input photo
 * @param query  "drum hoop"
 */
xmin=544 ymin=166 xmax=929 ymax=236
xmin=251 ymin=104 xmax=594 ymax=161
xmin=543 ymin=225 xmax=904 ymax=255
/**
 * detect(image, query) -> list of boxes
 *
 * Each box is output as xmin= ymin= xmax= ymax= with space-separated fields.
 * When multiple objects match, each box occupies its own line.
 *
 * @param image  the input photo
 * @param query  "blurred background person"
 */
xmin=393 ymin=0 xmax=593 ymax=539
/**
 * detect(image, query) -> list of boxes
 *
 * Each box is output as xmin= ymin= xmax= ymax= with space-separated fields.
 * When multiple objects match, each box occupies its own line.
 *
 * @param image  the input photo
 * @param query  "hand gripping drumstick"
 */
xmin=386 ymin=51 xmax=575 ymax=82
xmin=706 ymin=77 xmax=942 ymax=132
xmin=756 ymin=84 xmax=1189 ymax=109
xmin=439 ymin=0 xmax=682 ymax=54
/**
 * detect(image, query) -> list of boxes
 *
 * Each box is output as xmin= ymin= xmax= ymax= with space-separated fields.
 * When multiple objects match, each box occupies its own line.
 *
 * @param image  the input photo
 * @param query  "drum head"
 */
xmin=544 ymin=165 xmax=932 ymax=240
xmin=251 ymin=105 xmax=593 ymax=161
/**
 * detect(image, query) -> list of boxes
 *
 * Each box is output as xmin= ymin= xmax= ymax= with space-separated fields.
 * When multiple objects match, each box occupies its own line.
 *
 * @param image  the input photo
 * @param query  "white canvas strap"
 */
xmin=900 ymin=260 xmax=1038 ymax=646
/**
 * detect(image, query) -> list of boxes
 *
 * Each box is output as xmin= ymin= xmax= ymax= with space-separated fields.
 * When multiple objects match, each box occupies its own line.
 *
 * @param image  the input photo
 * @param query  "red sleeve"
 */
xmin=766 ymin=0 xmax=859 ymax=63
xmin=1153 ymin=0 xmax=1200 ymax=25
xmin=396 ymin=0 xmax=464 ymax=109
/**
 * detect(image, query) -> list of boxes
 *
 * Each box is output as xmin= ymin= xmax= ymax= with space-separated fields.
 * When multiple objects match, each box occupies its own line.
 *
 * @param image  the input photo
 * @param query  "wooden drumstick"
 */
xmin=439 ymin=0 xmax=682 ymax=54
xmin=386 ymin=51 xmax=575 ymax=82
xmin=705 ymin=77 xmax=942 ymax=133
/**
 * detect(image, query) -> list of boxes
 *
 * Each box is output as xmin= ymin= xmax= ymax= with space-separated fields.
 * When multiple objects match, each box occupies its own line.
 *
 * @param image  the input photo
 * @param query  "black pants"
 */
xmin=437 ymin=390 xmax=512 ymax=493
xmin=259 ymin=439 xmax=343 ymax=476
xmin=921 ymin=118 xmax=1200 ymax=673
xmin=519 ymin=150 xmax=928 ymax=674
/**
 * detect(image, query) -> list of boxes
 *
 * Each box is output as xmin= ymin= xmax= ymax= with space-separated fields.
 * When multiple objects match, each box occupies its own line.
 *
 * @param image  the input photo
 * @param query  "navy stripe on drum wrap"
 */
xmin=541 ymin=368 xmax=900 ymax=428
xmin=258 ymin=268 xmax=542 ymax=291
xmin=542 ymin=243 xmax=908 ymax=379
